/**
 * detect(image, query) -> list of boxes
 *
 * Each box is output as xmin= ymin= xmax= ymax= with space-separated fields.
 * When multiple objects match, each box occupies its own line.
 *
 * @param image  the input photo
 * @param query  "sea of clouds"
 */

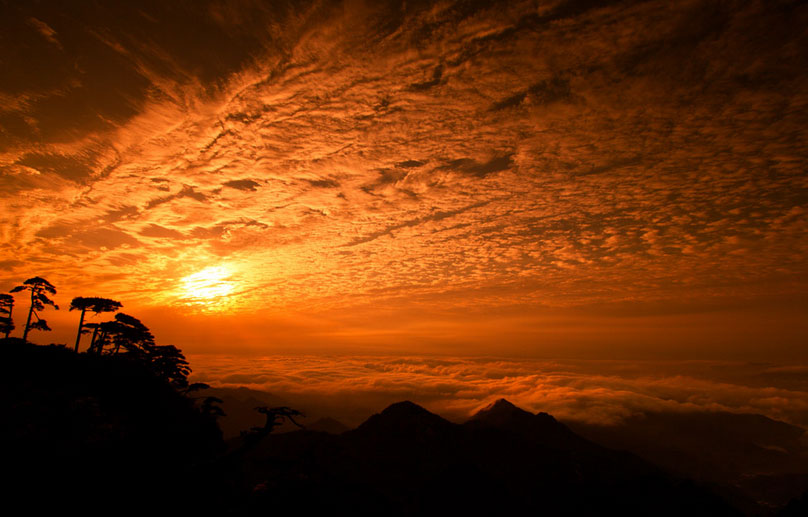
xmin=189 ymin=354 xmax=808 ymax=428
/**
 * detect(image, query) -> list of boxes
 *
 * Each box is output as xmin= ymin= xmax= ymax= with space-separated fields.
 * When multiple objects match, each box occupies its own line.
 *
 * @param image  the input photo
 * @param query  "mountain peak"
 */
xmin=470 ymin=398 xmax=534 ymax=422
xmin=465 ymin=398 xmax=581 ymax=449
xmin=380 ymin=400 xmax=433 ymax=417
xmin=362 ymin=400 xmax=448 ymax=427
xmin=386 ymin=400 xmax=424 ymax=410
xmin=486 ymin=398 xmax=519 ymax=411
xmin=354 ymin=400 xmax=456 ymax=438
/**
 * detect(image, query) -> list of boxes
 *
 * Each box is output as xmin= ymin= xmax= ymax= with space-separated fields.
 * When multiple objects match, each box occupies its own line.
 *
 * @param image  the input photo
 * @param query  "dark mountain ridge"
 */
xmin=468 ymin=397 xmax=585 ymax=448
xmin=568 ymin=410 xmax=808 ymax=512
xmin=8 ymin=341 xmax=801 ymax=516
xmin=241 ymin=398 xmax=739 ymax=516
xmin=1 ymin=339 xmax=225 ymax=515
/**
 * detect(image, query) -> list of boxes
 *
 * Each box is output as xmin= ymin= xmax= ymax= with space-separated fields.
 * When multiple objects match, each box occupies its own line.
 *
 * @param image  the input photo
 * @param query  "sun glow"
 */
xmin=179 ymin=265 xmax=236 ymax=310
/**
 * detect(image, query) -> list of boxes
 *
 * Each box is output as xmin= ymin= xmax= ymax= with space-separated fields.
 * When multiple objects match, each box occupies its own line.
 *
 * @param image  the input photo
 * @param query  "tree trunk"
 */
xmin=95 ymin=330 xmax=107 ymax=355
xmin=74 ymin=308 xmax=86 ymax=352
xmin=89 ymin=326 xmax=99 ymax=354
xmin=22 ymin=288 xmax=34 ymax=342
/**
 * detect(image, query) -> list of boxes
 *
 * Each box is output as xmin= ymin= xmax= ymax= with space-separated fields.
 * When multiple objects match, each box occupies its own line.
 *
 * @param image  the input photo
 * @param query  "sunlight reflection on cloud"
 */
xmin=176 ymin=265 xmax=237 ymax=312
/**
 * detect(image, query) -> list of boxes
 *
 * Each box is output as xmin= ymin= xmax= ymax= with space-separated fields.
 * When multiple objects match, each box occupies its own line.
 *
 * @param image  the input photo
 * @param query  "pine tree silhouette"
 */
xmin=69 ymin=297 xmax=123 ymax=352
xmin=10 ymin=277 xmax=58 ymax=342
xmin=89 ymin=312 xmax=153 ymax=355
xmin=0 ymin=294 xmax=14 ymax=338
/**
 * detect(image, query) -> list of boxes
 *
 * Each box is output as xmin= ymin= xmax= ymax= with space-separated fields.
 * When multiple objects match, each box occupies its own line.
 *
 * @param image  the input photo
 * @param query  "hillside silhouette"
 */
xmin=569 ymin=411 xmax=808 ymax=512
xmin=234 ymin=398 xmax=740 ymax=516
xmin=8 ymin=337 xmax=808 ymax=516
xmin=1 ymin=338 xmax=226 ymax=515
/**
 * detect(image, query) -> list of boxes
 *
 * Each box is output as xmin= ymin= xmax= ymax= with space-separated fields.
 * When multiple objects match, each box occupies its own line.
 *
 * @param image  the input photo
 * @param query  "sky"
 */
xmin=1 ymin=0 xmax=807 ymax=373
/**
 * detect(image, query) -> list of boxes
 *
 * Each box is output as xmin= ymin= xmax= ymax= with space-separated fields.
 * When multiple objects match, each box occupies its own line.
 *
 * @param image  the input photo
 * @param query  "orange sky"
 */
xmin=1 ymin=0 xmax=807 ymax=361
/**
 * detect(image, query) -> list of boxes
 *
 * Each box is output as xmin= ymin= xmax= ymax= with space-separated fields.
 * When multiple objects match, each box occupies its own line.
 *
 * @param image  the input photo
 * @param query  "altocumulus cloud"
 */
xmin=1 ymin=0 xmax=806 ymax=322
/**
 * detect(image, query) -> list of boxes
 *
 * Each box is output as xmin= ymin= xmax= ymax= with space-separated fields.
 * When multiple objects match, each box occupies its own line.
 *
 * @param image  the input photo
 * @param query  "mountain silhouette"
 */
xmin=467 ymin=398 xmax=582 ymax=448
xmin=2 ymin=339 xmax=225 ymax=516
xmin=200 ymin=386 xmax=288 ymax=438
xmin=469 ymin=397 xmax=534 ymax=423
xmin=355 ymin=400 xmax=457 ymax=439
xmin=306 ymin=417 xmax=350 ymax=434
xmin=237 ymin=399 xmax=740 ymax=516
xmin=568 ymin=410 xmax=808 ymax=512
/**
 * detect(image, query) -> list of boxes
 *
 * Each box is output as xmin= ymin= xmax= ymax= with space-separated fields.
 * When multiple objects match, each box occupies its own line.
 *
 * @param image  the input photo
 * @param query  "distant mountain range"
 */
xmin=201 ymin=386 xmax=288 ymax=437
xmin=568 ymin=410 xmax=808 ymax=513
xmin=209 ymin=386 xmax=808 ymax=515
xmin=235 ymin=398 xmax=740 ymax=515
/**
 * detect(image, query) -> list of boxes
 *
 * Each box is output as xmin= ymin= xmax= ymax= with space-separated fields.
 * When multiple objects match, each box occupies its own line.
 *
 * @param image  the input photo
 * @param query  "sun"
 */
xmin=179 ymin=265 xmax=236 ymax=308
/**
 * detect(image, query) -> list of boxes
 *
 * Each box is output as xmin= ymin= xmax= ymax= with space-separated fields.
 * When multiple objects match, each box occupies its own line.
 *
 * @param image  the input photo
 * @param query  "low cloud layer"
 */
xmin=189 ymin=354 xmax=808 ymax=429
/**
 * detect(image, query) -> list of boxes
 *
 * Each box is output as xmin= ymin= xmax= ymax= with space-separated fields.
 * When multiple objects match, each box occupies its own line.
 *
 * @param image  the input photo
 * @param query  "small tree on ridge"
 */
xmin=10 ymin=277 xmax=58 ymax=342
xmin=0 ymin=294 xmax=14 ymax=338
xmin=70 ymin=297 xmax=123 ymax=352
